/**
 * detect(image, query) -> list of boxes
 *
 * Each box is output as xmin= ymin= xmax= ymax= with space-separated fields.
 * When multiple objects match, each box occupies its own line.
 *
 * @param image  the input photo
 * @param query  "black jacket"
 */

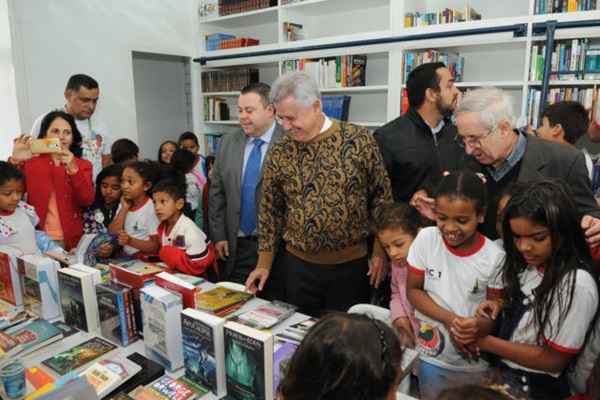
xmin=374 ymin=108 xmax=478 ymax=202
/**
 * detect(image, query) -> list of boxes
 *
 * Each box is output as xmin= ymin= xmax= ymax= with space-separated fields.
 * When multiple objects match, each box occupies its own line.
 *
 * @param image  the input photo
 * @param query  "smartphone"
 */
xmin=30 ymin=138 xmax=60 ymax=154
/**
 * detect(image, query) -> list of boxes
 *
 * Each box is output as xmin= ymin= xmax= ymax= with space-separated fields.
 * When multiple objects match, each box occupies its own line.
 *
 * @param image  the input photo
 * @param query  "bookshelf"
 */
xmin=193 ymin=0 xmax=600 ymax=142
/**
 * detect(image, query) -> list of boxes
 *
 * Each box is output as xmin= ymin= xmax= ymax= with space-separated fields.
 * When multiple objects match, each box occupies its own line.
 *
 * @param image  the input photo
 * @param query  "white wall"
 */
xmin=0 ymin=0 xmax=20 ymax=160
xmin=132 ymin=52 xmax=191 ymax=160
xmin=9 ymin=0 xmax=198 ymax=146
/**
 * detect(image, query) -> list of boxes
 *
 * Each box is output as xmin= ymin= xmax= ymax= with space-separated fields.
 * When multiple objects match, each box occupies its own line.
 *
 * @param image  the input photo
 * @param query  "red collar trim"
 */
xmin=0 ymin=210 xmax=15 ymax=216
xmin=129 ymin=196 xmax=150 ymax=212
xmin=536 ymin=264 xmax=545 ymax=274
xmin=443 ymin=232 xmax=486 ymax=257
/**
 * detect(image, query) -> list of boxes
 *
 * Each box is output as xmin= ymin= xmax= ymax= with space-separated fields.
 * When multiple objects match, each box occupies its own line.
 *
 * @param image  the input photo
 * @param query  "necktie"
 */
xmin=240 ymin=138 xmax=265 ymax=235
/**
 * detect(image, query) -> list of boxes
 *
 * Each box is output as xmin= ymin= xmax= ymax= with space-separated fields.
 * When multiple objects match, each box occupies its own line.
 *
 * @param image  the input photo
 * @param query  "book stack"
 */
xmin=205 ymin=33 xmax=236 ymax=51
xmin=196 ymin=286 xmax=253 ymax=317
xmin=534 ymin=0 xmax=599 ymax=14
xmin=203 ymin=133 xmax=223 ymax=156
xmin=201 ymin=68 xmax=260 ymax=92
xmin=203 ymin=97 xmax=231 ymax=121
xmin=218 ymin=0 xmax=277 ymax=16
xmin=58 ymin=267 xmax=101 ymax=333
xmin=404 ymin=7 xmax=481 ymax=27
xmin=18 ymin=254 xmax=61 ymax=321
xmin=404 ymin=50 xmax=464 ymax=82
xmin=275 ymin=316 xmax=318 ymax=345
xmin=219 ymin=37 xmax=259 ymax=49
xmin=96 ymin=281 xmax=139 ymax=346
xmin=526 ymin=86 xmax=600 ymax=127
xmin=530 ymin=40 xmax=600 ymax=81
xmin=321 ymin=95 xmax=351 ymax=122
xmin=281 ymin=55 xmax=367 ymax=88
xmin=6 ymin=318 xmax=64 ymax=357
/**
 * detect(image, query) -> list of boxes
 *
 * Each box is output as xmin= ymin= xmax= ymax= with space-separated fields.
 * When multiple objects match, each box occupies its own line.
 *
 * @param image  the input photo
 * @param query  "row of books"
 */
xmin=322 ymin=95 xmax=351 ymax=122
xmin=203 ymin=133 xmax=223 ymax=156
xmin=526 ymin=86 xmax=600 ymax=127
xmin=404 ymin=50 xmax=465 ymax=82
xmin=203 ymin=96 xmax=231 ymax=121
xmin=280 ymin=55 xmax=367 ymax=89
xmin=404 ymin=7 xmax=481 ymax=28
xmin=534 ymin=0 xmax=599 ymax=14
xmin=530 ymin=40 xmax=600 ymax=81
xmin=283 ymin=21 xmax=303 ymax=42
xmin=205 ymin=33 xmax=260 ymax=51
xmin=201 ymin=68 xmax=259 ymax=92
xmin=217 ymin=0 xmax=277 ymax=16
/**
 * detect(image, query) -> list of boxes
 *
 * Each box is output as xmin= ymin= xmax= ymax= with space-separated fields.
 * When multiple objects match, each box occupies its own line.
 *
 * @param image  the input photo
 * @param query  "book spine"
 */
xmin=116 ymin=290 xmax=129 ymax=346
xmin=123 ymin=289 xmax=135 ymax=343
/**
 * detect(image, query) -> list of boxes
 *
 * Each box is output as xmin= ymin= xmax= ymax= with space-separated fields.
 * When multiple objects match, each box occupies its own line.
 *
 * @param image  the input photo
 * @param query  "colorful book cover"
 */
xmin=58 ymin=269 xmax=88 ymax=331
xmin=41 ymin=337 xmax=117 ymax=376
xmin=179 ymin=376 xmax=209 ymax=397
xmin=224 ymin=324 xmax=270 ymax=400
xmin=181 ymin=311 xmax=217 ymax=392
xmin=148 ymin=375 xmax=196 ymax=400
xmin=233 ymin=301 xmax=296 ymax=329
xmin=97 ymin=282 xmax=129 ymax=346
xmin=196 ymin=287 xmax=252 ymax=313
xmin=6 ymin=319 xmax=62 ymax=353
xmin=0 ymin=252 xmax=19 ymax=305
xmin=273 ymin=340 xmax=297 ymax=394
xmin=82 ymin=357 xmax=141 ymax=398
xmin=18 ymin=255 xmax=61 ymax=320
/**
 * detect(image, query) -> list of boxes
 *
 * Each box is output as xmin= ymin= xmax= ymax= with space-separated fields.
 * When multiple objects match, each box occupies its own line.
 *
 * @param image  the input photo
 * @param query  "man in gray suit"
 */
xmin=209 ymin=82 xmax=283 ymax=284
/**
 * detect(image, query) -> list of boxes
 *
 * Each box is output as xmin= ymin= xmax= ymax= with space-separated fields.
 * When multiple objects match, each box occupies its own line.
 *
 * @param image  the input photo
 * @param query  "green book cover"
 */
xmin=41 ymin=337 xmax=116 ymax=375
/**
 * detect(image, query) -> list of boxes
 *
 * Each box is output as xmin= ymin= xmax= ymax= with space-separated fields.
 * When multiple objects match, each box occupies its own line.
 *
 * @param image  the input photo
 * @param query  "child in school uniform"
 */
xmin=406 ymin=170 xmax=505 ymax=400
xmin=475 ymin=179 xmax=599 ymax=400
xmin=108 ymin=161 xmax=161 ymax=257
xmin=152 ymin=179 xmax=216 ymax=276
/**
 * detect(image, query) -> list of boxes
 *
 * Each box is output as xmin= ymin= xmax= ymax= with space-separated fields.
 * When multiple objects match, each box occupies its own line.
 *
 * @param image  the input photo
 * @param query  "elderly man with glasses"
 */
xmin=413 ymin=87 xmax=600 ymax=243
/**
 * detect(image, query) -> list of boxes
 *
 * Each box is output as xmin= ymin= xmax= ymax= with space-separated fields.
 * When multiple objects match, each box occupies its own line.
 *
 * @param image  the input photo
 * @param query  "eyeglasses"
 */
xmin=455 ymin=125 xmax=496 ymax=149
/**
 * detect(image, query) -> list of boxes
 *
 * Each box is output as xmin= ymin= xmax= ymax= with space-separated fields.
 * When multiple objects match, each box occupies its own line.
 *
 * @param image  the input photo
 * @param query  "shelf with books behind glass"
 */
xmin=533 ymin=0 xmax=600 ymax=15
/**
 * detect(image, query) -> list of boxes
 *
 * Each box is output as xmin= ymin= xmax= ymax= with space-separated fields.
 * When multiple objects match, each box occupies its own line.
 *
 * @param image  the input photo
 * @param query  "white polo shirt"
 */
xmin=118 ymin=198 xmax=159 ymax=255
xmin=157 ymin=214 xmax=209 ymax=259
xmin=407 ymin=226 xmax=505 ymax=371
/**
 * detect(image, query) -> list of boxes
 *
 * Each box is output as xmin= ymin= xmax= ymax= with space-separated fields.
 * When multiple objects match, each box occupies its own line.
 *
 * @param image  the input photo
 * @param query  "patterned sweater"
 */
xmin=257 ymin=119 xmax=392 ymax=270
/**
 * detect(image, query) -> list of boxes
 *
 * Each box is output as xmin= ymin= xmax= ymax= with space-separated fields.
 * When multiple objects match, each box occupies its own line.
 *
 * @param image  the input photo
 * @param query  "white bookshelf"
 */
xmin=193 ymin=0 xmax=600 ymax=138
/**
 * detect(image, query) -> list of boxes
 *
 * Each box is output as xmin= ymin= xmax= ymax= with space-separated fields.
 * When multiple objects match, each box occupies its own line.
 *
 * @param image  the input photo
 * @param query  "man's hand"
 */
xmin=245 ymin=267 xmax=270 ymax=294
xmin=367 ymin=255 xmax=388 ymax=288
xmin=215 ymin=240 xmax=229 ymax=260
xmin=410 ymin=189 xmax=435 ymax=221
xmin=393 ymin=317 xmax=416 ymax=348
xmin=582 ymin=214 xmax=600 ymax=248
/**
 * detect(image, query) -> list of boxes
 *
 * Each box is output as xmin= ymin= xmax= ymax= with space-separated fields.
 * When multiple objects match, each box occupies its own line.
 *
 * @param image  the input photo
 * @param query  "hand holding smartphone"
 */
xmin=30 ymin=138 xmax=61 ymax=154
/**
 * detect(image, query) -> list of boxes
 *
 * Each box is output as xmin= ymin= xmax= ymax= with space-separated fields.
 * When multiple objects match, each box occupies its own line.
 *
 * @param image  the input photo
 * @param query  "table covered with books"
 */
xmin=0 ymin=251 xmax=418 ymax=400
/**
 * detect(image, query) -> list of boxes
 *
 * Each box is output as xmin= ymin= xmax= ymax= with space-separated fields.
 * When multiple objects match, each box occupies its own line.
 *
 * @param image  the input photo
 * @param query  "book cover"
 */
xmin=273 ymin=340 xmax=297 ymax=394
xmin=0 ymin=252 xmax=22 ymax=306
xmin=147 ymin=375 xmax=196 ymax=400
xmin=51 ymin=320 xmax=79 ymax=338
xmin=58 ymin=269 xmax=88 ymax=332
xmin=6 ymin=318 xmax=63 ymax=355
xmin=81 ymin=356 xmax=142 ymax=398
xmin=233 ymin=301 xmax=296 ymax=329
xmin=181 ymin=308 xmax=226 ymax=397
xmin=224 ymin=321 xmax=274 ymax=400
xmin=97 ymin=281 xmax=130 ymax=346
xmin=155 ymin=272 xmax=199 ymax=309
xmin=41 ymin=336 xmax=117 ymax=376
xmin=25 ymin=366 xmax=55 ymax=390
xmin=141 ymin=285 xmax=184 ymax=371
xmin=110 ymin=261 xmax=166 ymax=288
xmin=105 ymin=352 xmax=165 ymax=398
xmin=18 ymin=254 xmax=61 ymax=320
xmin=196 ymin=286 xmax=252 ymax=313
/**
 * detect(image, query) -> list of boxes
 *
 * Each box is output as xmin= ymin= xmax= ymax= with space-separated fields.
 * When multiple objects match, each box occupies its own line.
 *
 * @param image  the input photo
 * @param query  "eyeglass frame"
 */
xmin=454 ymin=124 xmax=498 ymax=149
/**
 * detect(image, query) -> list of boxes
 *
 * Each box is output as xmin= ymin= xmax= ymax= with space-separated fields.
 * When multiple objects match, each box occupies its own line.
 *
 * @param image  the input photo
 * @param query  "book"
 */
xmin=70 ymin=263 xmax=102 ymax=286
xmin=81 ymin=356 xmax=142 ymax=398
xmin=224 ymin=320 xmax=274 ymax=400
xmin=6 ymin=318 xmax=63 ymax=356
xmin=232 ymin=301 xmax=297 ymax=329
xmin=0 ymin=330 xmax=22 ymax=364
xmin=110 ymin=260 xmax=166 ymax=288
xmin=97 ymin=281 xmax=138 ymax=346
xmin=0 ymin=298 xmax=27 ymax=330
xmin=179 ymin=376 xmax=209 ymax=397
xmin=275 ymin=317 xmax=318 ymax=345
xmin=18 ymin=254 xmax=61 ymax=320
xmin=196 ymin=286 xmax=252 ymax=314
xmin=58 ymin=267 xmax=100 ymax=333
xmin=0 ymin=251 xmax=23 ymax=306
xmin=181 ymin=308 xmax=226 ymax=397
xmin=146 ymin=375 xmax=197 ymax=400
xmin=41 ymin=336 xmax=117 ymax=376
xmin=104 ymin=352 xmax=165 ymax=399
xmin=273 ymin=340 xmax=298 ymax=394
xmin=51 ymin=320 xmax=79 ymax=338
xmin=26 ymin=366 xmax=55 ymax=390
xmin=155 ymin=272 xmax=200 ymax=309
xmin=141 ymin=285 xmax=184 ymax=371
xmin=30 ymin=373 xmax=98 ymax=400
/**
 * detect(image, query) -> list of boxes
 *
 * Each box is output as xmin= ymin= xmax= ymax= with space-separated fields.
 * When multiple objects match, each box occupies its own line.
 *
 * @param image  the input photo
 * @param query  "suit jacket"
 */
xmin=23 ymin=154 xmax=95 ymax=249
xmin=208 ymin=123 xmax=284 ymax=277
xmin=517 ymin=135 xmax=600 ymax=218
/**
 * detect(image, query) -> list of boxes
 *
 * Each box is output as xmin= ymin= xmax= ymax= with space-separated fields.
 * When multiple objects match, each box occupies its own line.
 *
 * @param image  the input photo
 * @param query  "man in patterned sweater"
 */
xmin=245 ymin=71 xmax=393 ymax=315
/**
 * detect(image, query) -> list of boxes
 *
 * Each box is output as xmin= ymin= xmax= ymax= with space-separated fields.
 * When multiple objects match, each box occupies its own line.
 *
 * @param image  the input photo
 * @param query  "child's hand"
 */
xmin=393 ymin=318 xmax=416 ymax=348
xmin=95 ymin=243 xmax=114 ymax=258
xmin=120 ymin=198 xmax=132 ymax=211
xmin=476 ymin=300 xmax=502 ymax=321
xmin=117 ymin=230 xmax=131 ymax=246
xmin=451 ymin=317 xmax=480 ymax=345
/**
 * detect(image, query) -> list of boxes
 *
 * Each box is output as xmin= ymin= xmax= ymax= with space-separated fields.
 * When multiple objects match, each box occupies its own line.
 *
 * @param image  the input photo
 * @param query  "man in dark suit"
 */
xmin=208 ymin=83 xmax=283 ymax=284
xmin=453 ymin=87 xmax=600 ymax=241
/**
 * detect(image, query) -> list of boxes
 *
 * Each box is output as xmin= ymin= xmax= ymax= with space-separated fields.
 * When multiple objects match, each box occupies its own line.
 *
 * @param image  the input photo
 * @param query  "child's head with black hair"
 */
xmin=0 ymin=161 xmax=25 ymax=214
xmin=278 ymin=313 xmax=403 ymax=400
xmin=170 ymin=149 xmax=196 ymax=175
xmin=152 ymin=179 xmax=186 ymax=225
xmin=111 ymin=138 xmax=139 ymax=164
xmin=539 ymin=100 xmax=590 ymax=145
xmin=158 ymin=140 xmax=177 ymax=164
xmin=121 ymin=160 xmax=161 ymax=205
xmin=434 ymin=170 xmax=487 ymax=251
xmin=375 ymin=202 xmax=424 ymax=266
xmin=178 ymin=131 xmax=200 ymax=156
xmin=94 ymin=163 xmax=123 ymax=209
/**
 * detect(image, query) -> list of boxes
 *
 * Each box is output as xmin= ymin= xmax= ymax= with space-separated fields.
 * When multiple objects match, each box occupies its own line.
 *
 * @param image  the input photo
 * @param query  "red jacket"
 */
xmin=22 ymin=155 xmax=94 ymax=249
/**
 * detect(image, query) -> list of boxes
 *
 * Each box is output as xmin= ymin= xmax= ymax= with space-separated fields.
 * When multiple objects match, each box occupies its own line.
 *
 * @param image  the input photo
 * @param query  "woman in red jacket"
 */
xmin=10 ymin=110 xmax=95 ymax=249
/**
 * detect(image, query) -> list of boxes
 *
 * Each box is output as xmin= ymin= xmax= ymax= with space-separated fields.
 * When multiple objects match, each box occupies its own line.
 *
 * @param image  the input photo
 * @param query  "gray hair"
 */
xmin=456 ymin=87 xmax=514 ymax=129
xmin=270 ymin=71 xmax=321 ymax=107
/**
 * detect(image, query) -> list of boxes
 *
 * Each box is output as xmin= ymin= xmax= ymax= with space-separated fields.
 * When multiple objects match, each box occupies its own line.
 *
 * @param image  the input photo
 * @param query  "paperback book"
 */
xmin=81 ymin=356 xmax=142 ymax=398
xmin=6 ymin=318 xmax=63 ymax=356
xmin=275 ymin=317 xmax=318 ymax=345
xmin=41 ymin=336 xmax=117 ymax=376
xmin=0 ymin=251 xmax=23 ymax=306
xmin=196 ymin=286 xmax=252 ymax=314
xmin=18 ymin=254 xmax=61 ymax=320
xmin=232 ymin=301 xmax=297 ymax=329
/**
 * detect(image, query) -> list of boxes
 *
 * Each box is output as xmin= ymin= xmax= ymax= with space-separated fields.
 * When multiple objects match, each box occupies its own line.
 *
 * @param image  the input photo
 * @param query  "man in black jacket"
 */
xmin=375 ymin=62 xmax=474 ymax=203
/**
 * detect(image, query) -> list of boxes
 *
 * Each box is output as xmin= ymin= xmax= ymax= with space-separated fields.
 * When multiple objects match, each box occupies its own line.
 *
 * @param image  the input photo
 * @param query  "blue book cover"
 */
xmin=7 ymin=319 xmax=62 ymax=352
xmin=182 ymin=312 xmax=217 ymax=393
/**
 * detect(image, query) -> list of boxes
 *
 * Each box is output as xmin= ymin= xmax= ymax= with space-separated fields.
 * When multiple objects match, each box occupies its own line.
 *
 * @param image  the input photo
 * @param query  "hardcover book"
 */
xmin=141 ymin=285 xmax=184 ymax=371
xmin=155 ymin=272 xmax=200 ymax=309
xmin=196 ymin=286 xmax=252 ymax=314
xmin=18 ymin=254 xmax=61 ymax=320
xmin=41 ymin=336 xmax=117 ymax=375
xmin=181 ymin=308 xmax=226 ymax=397
xmin=110 ymin=260 xmax=166 ymax=288
xmin=58 ymin=267 xmax=100 ymax=333
xmin=224 ymin=321 xmax=274 ymax=400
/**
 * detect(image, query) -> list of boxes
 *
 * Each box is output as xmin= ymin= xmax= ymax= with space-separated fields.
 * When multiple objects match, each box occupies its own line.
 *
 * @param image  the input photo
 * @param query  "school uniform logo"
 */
xmin=426 ymin=267 xmax=442 ymax=280
xmin=417 ymin=322 xmax=445 ymax=357
xmin=174 ymin=235 xmax=186 ymax=247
